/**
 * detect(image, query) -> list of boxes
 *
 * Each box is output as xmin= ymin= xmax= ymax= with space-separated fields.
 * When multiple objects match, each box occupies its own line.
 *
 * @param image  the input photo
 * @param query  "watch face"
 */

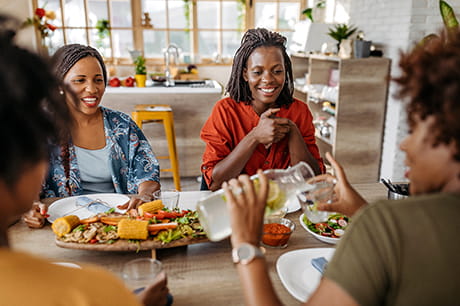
xmin=238 ymin=246 xmax=251 ymax=260
xmin=233 ymin=243 xmax=263 ymax=264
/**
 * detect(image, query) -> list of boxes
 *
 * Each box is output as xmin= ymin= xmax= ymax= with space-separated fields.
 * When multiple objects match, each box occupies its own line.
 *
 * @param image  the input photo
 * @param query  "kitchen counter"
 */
xmin=101 ymin=80 xmax=223 ymax=178
xmin=105 ymin=80 xmax=223 ymax=94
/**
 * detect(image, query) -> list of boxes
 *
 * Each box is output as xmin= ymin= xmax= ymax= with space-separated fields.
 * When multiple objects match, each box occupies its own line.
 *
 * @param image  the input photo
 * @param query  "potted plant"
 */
xmin=134 ymin=55 xmax=147 ymax=87
xmin=327 ymin=24 xmax=358 ymax=54
xmin=301 ymin=0 xmax=326 ymax=23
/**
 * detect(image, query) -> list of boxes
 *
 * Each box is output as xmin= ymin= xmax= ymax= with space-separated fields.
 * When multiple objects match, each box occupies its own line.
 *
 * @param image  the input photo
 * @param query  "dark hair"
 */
xmin=51 ymin=44 xmax=107 ymax=87
xmin=0 ymin=15 xmax=70 ymax=186
xmin=394 ymin=29 xmax=460 ymax=162
xmin=226 ymin=28 xmax=294 ymax=107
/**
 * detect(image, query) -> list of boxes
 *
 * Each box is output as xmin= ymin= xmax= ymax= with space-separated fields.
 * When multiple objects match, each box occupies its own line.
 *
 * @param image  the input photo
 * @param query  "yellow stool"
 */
xmin=132 ymin=104 xmax=181 ymax=191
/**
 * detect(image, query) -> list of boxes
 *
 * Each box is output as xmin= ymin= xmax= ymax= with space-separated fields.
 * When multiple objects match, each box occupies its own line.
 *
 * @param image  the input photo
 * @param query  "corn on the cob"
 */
xmin=52 ymin=215 xmax=80 ymax=237
xmin=117 ymin=219 xmax=149 ymax=240
xmin=138 ymin=199 xmax=164 ymax=216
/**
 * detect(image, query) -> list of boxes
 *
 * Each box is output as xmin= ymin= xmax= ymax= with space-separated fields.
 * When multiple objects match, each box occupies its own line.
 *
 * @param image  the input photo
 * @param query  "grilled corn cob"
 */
xmin=117 ymin=219 xmax=149 ymax=240
xmin=138 ymin=199 xmax=164 ymax=216
xmin=52 ymin=215 xmax=80 ymax=237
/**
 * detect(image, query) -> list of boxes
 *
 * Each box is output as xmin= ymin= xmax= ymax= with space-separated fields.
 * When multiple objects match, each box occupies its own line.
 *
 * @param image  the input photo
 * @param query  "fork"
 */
xmin=63 ymin=198 xmax=110 ymax=216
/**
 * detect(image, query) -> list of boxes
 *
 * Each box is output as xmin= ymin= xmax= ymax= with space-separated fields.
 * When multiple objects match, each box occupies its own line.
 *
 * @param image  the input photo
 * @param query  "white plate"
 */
xmin=299 ymin=214 xmax=340 ymax=245
xmin=286 ymin=194 xmax=301 ymax=214
xmin=52 ymin=262 xmax=82 ymax=269
xmin=276 ymin=248 xmax=335 ymax=302
xmin=47 ymin=193 xmax=129 ymax=223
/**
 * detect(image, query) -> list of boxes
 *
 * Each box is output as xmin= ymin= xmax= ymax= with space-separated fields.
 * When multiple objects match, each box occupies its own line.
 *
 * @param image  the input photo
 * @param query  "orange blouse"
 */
xmin=200 ymin=97 xmax=324 ymax=187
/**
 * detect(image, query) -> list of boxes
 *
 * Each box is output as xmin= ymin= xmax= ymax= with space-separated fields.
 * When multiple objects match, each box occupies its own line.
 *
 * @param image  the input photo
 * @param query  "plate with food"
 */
xmin=52 ymin=199 xmax=208 ymax=251
xmin=47 ymin=193 xmax=129 ymax=223
xmin=276 ymin=248 xmax=335 ymax=302
xmin=299 ymin=213 xmax=349 ymax=244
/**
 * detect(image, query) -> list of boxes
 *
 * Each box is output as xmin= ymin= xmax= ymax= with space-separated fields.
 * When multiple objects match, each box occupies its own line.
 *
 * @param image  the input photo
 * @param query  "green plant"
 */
xmin=134 ymin=55 xmax=146 ymax=75
xmin=96 ymin=19 xmax=110 ymax=39
xmin=420 ymin=1 xmax=459 ymax=45
xmin=327 ymin=24 xmax=358 ymax=45
xmin=301 ymin=1 xmax=326 ymax=22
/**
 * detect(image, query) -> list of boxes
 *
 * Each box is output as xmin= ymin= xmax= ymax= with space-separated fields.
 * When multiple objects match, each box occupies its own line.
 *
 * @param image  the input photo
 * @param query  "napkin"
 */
xmin=76 ymin=196 xmax=111 ymax=214
xmin=311 ymin=257 xmax=328 ymax=275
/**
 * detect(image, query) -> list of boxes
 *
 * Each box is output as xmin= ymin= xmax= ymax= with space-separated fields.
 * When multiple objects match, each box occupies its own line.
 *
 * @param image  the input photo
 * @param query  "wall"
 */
xmin=0 ymin=0 xmax=36 ymax=51
xmin=349 ymin=0 xmax=460 ymax=181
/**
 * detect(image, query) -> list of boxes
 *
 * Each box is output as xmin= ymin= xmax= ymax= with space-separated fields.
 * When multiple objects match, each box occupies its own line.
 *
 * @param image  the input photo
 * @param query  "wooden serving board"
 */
xmin=55 ymin=236 xmax=209 ymax=252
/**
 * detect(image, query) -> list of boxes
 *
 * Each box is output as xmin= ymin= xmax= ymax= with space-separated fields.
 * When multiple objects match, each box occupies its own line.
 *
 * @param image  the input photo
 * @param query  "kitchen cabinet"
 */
xmin=291 ymin=53 xmax=391 ymax=183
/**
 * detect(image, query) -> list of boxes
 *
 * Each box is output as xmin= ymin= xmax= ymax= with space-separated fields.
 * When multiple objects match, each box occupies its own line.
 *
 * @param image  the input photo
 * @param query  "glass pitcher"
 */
xmin=196 ymin=161 xmax=315 ymax=241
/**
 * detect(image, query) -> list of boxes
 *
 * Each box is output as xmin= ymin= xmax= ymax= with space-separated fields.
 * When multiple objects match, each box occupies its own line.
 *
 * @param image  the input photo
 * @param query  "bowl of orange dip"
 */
xmin=261 ymin=218 xmax=295 ymax=248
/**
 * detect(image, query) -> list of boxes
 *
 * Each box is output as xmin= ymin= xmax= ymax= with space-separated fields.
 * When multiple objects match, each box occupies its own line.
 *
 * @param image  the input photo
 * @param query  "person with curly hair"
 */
xmin=0 ymin=15 xmax=168 ymax=306
xmin=23 ymin=44 xmax=160 ymax=228
xmin=223 ymin=29 xmax=460 ymax=306
xmin=200 ymin=28 xmax=324 ymax=191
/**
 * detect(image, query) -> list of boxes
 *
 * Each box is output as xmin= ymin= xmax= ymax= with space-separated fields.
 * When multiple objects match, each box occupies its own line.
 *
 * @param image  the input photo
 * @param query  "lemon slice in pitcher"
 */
xmin=265 ymin=180 xmax=286 ymax=215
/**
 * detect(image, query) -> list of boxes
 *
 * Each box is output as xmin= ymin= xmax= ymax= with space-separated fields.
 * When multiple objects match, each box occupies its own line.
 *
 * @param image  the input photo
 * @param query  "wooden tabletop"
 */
xmin=8 ymin=183 xmax=386 ymax=305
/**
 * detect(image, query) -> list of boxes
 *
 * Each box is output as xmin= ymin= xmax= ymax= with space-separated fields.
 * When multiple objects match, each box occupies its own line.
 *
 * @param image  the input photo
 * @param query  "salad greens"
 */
xmin=303 ymin=213 xmax=349 ymax=238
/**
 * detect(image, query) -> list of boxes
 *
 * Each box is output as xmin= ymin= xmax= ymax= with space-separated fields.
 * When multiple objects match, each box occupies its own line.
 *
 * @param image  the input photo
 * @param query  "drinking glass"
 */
xmin=196 ymin=161 xmax=315 ymax=241
xmin=122 ymin=258 xmax=163 ymax=294
xmin=297 ymin=180 xmax=335 ymax=223
xmin=153 ymin=189 xmax=180 ymax=210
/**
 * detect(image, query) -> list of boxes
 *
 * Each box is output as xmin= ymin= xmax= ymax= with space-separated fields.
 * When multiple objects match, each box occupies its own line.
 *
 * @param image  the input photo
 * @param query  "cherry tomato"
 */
xmin=315 ymin=223 xmax=328 ymax=232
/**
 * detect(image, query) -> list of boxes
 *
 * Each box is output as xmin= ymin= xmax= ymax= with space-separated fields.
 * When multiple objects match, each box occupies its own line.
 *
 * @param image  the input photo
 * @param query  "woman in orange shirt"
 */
xmin=200 ymin=28 xmax=324 ymax=190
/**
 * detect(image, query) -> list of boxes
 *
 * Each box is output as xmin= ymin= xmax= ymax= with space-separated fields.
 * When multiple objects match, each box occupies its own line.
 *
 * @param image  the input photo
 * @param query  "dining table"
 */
xmin=9 ymin=183 xmax=387 ymax=305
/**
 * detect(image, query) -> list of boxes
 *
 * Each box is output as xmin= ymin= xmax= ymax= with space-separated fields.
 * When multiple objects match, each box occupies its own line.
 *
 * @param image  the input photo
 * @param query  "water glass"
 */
xmin=122 ymin=258 xmax=163 ymax=294
xmin=297 ymin=180 xmax=335 ymax=223
xmin=153 ymin=189 xmax=180 ymax=210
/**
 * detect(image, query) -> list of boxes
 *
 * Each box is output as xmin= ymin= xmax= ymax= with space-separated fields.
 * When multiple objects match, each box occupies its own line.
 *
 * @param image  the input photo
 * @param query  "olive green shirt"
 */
xmin=324 ymin=193 xmax=460 ymax=306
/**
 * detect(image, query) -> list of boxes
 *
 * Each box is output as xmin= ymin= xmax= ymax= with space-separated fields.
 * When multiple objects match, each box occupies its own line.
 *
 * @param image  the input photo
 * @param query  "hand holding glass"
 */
xmin=297 ymin=179 xmax=335 ymax=223
xmin=196 ymin=161 xmax=315 ymax=241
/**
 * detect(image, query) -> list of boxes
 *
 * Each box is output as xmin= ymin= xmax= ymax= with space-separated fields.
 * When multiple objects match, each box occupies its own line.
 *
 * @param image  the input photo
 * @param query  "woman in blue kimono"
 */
xmin=24 ymin=45 xmax=160 ymax=228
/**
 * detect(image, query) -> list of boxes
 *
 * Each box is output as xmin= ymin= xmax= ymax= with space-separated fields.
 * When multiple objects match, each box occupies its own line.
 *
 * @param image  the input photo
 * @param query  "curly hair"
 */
xmin=394 ymin=30 xmax=460 ymax=161
xmin=0 ymin=15 xmax=70 ymax=186
xmin=226 ymin=28 xmax=294 ymax=107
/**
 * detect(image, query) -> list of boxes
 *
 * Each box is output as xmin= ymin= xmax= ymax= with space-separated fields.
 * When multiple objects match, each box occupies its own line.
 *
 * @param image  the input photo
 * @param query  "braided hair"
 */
xmin=226 ymin=28 xmax=294 ymax=107
xmin=51 ymin=44 xmax=107 ymax=88
xmin=0 ymin=15 xmax=70 ymax=187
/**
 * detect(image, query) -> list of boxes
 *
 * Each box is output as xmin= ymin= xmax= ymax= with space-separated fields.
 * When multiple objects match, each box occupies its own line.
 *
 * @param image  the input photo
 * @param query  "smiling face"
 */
xmin=243 ymin=46 xmax=285 ymax=113
xmin=400 ymin=114 xmax=459 ymax=195
xmin=63 ymin=56 xmax=105 ymax=115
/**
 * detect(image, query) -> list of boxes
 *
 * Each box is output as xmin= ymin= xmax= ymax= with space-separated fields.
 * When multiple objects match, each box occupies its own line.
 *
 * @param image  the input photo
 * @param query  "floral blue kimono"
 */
xmin=41 ymin=107 xmax=160 ymax=198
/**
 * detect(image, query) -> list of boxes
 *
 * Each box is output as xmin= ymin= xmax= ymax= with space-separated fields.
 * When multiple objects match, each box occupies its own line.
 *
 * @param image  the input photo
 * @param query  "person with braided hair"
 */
xmin=200 ymin=28 xmax=324 ymax=191
xmin=23 ymin=44 xmax=160 ymax=228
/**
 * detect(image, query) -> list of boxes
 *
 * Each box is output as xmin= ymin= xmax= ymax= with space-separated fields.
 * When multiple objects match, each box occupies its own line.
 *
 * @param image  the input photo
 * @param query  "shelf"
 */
xmin=315 ymin=130 xmax=333 ymax=146
xmin=290 ymin=53 xmax=391 ymax=183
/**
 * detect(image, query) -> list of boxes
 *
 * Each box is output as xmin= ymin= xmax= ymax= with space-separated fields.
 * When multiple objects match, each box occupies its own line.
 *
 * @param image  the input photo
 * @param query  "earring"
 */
xmin=59 ymin=90 xmax=64 ymax=95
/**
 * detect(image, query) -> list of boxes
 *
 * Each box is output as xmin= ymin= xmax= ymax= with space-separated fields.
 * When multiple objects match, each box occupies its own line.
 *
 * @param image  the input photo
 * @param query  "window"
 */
xmin=35 ymin=0 xmax=339 ymax=63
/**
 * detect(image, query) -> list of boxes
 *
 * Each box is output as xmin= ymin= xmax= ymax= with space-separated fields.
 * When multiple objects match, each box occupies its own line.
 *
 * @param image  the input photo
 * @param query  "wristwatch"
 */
xmin=232 ymin=243 xmax=265 ymax=265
